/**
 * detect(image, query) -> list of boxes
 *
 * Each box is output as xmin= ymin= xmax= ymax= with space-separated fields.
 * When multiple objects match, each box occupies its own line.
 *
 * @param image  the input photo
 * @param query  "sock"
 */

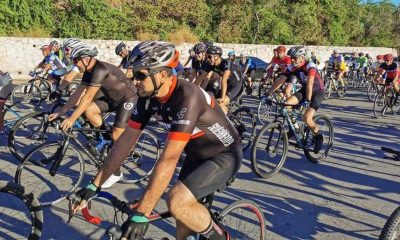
xmin=199 ymin=220 xmax=227 ymax=240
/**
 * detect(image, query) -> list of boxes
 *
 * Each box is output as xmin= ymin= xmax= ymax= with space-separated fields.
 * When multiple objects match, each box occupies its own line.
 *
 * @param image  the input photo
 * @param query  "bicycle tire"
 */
xmin=231 ymin=107 xmax=257 ymax=152
xmin=257 ymin=97 xmax=278 ymax=125
xmin=373 ymin=93 xmax=386 ymax=119
xmin=303 ymin=114 xmax=334 ymax=163
xmin=2 ymin=105 xmax=22 ymax=135
xmin=336 ymin=84 xmax=346 ymax=98
xmin=251 ymin=122 xmax=288 ymax=179
xmin=324 ymin=80 xmax=332 ymax=100
xmin=379 ymin=206 xmax=400 ymax=240
xmin=367 ymin=82 xmax=377 ymax=102
xmin=15 ymin=142 xmax=85 ymax=206
xmin=10 ymin=83 xmax=42 ymax=111
xmin=0 ymin=181 xmax=43 ymax=240
xmin=8 ymin=111 xmax=61 ymax=162
xmin=218 ymin=199 xmax=266 ymax=240
xmin=120 ymin=129 xmax=160 ymax=184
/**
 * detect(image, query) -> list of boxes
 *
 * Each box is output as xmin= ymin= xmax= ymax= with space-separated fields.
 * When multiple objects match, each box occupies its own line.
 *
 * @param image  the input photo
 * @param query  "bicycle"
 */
xmin=324 ymin=67 xmax=346 ymax=99
xmin=378 ymin=147 xmax=400 ymax=240
xmin=373 ymin=83 xmax=400 ymax=119
xmin=1 ymin=101 xmax=24 ymax=135
xmin=68 ymin=181 xmax=266 ymax=240
xmin=15 ymin=119 xmax=160 ymax=206
xmin=0 ymin=180 xmax=43 ymax=240
xmin=251 ymin=100 xmax=334 ymax=179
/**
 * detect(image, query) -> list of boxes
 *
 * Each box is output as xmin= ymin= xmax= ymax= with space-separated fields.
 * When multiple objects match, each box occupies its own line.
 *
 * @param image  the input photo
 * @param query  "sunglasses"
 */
xmin=133 ymin=71 xmax=151 ymax=81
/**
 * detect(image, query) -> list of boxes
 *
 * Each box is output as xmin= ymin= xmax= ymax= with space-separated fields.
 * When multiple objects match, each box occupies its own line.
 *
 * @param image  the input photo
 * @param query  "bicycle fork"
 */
xmin=49 ymin=138 xmax=71 ymax=176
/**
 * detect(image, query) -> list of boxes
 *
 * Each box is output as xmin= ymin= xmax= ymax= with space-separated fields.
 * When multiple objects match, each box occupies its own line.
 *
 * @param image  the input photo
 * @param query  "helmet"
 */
xmin=384 ymin=53 xmax=394 ymax=61
xmin=228 ymin=51 xmax=235 ymax=57
xmin=70 ymin=43 xmax=98 ymax=60
xmin=204 ymin=41 xmax=213 ymax=50
xmin=277 ymin=45 xmax=286 ymax=53
xmin=49 ymin=40 xmax=59 ymax=46
xmin=206 ymin=46 xmax=223 ymax=56
xmin=188 ymin=48 xmax=194 ymax=54
xmin=333 ymin=49 xmax=338 ymax=54
xmin=239 ymin=52 xmax=246 ymax=58
xmin=359 ymin=52 xmax=364 ymax=57
xmin=287 ymin=46 xmax=307 ymax=58
xmin=376 ymin=55 xmax=384 ymax=60
xmin=40 ymin=45 xmax=51 ymax=50
xmin=62 ymin=38 xmax=82 ymax=49
xmin=193 ymin=42 xmax=207 ymax=53
xmin=128 ymin=41 xmax=179 ymax=72
xmin=115 ymin=42 xmax=127 ymax=55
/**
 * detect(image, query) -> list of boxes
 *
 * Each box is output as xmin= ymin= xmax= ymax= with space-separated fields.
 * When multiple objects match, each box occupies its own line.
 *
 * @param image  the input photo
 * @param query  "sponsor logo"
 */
xmin=132 ymin=105 xmax=138 ymax=115
xmin=124 ymin=103 xmax=134 ymax=110
xmin=172 ymin=120 xmax=191 ymax=125
xmin=177 ymin=108 xmax=187 ymax=119
xmin=208 ymin=123 xmax=234 ymax=146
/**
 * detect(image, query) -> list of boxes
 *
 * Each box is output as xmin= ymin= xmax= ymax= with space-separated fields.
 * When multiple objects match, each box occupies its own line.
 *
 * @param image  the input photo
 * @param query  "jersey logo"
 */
xmin=177 ymin=108 xmax=187 ymax=119
xmin=132 ymin=105 xmax=138 ymax=115
xmin=124 ymin=103 xmax=134 ymax=110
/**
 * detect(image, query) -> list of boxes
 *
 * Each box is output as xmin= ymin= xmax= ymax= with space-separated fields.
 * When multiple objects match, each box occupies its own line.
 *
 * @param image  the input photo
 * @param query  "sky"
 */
xmin=364 ymin=0 xmax=400 ymax=4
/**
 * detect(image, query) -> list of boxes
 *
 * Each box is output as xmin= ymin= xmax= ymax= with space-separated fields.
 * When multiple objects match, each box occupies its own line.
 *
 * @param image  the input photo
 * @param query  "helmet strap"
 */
xmin=149 ymin=70 xmax=163 ymax=97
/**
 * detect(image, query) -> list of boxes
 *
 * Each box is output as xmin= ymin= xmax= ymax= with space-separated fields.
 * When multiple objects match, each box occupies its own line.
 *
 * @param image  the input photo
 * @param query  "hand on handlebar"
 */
xmin=70 ymin=182 xmax=100 ymax=215
xmin=120 ymin=212 xmax=150 ymax=240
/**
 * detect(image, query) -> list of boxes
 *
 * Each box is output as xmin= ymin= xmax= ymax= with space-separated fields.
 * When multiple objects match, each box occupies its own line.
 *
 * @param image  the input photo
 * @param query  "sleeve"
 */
xmin=81 ymin=64 xmax=108 ymax=86
xmin=128 ymin=98 xmax=152 ymax=130
xmin=308 ymin=68 xmax=317 ymax=77
xmin=167 ymin=91 xmax=201 ymax=142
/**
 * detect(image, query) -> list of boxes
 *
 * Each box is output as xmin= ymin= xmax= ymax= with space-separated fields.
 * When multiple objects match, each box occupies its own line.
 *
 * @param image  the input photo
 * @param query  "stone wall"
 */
xmin=0 ymin=37 xmax=398 ymax=80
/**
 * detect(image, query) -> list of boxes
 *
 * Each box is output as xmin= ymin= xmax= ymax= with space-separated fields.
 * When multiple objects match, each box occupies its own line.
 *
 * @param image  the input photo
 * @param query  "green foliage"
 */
xmin=0 ymin=0 xmax=399 ymax=47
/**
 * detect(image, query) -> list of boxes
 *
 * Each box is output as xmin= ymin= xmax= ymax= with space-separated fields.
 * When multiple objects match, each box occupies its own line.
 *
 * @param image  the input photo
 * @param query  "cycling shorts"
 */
xmin=178 ymin=143 xmax=242 ymax=200
xmin=227 ymin=83 xmax=243 ymax=101
xmin=94 ymin=95 xmax=136 ymax=129
xmin=293 ymin=88 xmax=324 ymax=111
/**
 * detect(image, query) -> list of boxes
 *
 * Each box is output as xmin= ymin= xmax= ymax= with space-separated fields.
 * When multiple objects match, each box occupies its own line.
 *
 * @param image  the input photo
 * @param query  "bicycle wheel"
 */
xmin=0 ymin=181 xmax=43 ymax=240
xmin=379 ymin=206 xmax=400 ymax=240
xmin=336 ymin=83 xmax=346 ymax=98
xmin=251 ymin=122 xmax=288 ymax=179
xmin=231 ymin=107 xmax=257 ymax=152
xmin=367 ymin=82 xmax=377 ymax=102
xmin=324 ymin=80 xmax=332 ymax=100
xmin=8 ymin=111 xmax=61 ymax=161
xmin=218 ymin=199 xmax=266 ymax=240
xmin=257 ymin=97 xmax=278 ymax=125
xmin=3 ymin=105 xmax=22 ymax=135
xmin=120 ymin=129 xmax=160 ymax=184
xmin=303 ymin=114 xmax=334 ymax=163
xmin=374 ymin=93 xmax=386 ymax=119
xmin=15 ymin=142 xmax=85 ymax=206
xmin=10 ymin=83 xmax=42 ymax=111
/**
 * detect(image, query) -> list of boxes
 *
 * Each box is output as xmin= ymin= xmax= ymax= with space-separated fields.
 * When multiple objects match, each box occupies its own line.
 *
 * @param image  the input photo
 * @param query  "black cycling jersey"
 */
xmin=81 ymin=60 xmax=137 ymax=104
xmin=119 ymin=50 xmax=132 ymax=69
xmin=191 ymin=58 xmax=211 ymax=73
xmin=129 ymin=77 xmax=241 ymax=161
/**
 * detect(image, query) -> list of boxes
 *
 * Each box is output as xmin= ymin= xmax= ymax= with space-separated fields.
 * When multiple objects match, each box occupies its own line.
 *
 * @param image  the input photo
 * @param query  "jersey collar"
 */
xmin=156 ymin=76 xmax=177 ymax=104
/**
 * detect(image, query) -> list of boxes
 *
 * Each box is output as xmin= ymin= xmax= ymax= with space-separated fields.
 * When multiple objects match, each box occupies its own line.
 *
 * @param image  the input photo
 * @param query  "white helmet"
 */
xmin=62 ymin=38 xmax=82 ymax=49
xmin=287 ymin=46 xmax=307 ymax=58
xmin=70 ymin=43 xmax=98 ymax=60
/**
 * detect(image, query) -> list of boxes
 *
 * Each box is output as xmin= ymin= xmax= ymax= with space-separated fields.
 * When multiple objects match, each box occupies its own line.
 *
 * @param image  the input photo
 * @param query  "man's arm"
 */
xmin=58 ymin=70 xmax=80 ymax=91
xmin=306 ymin=75 xmax=315 ymax=101
xmin=266 ymin=76 xmax=287 ymax=95
xmin=136 ymin=139 xmax=187 ymax=216
xmin=220 ymin=70 xmax=231 ymax=100
xmin=58 ymin=84 xmax=86 ymax=114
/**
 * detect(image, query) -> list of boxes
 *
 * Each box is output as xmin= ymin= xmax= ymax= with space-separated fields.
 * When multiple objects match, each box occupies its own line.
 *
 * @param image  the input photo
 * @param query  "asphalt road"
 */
xmin=0 ymin=86 xmax=399 ymax=240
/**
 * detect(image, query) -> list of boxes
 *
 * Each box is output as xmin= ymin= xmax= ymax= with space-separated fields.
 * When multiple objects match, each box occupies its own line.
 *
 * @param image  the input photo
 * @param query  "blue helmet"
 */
xmin=228 ymin=51 xmax=236 ymax=57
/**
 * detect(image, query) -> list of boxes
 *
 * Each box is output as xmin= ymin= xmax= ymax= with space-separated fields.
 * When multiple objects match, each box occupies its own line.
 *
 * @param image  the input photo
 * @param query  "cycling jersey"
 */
xmin=271 ymin=56 xmax=291 ymax=71
xmin=356 ymin=56 xmax=368 ymax=69
xmin=81 ymin=60 xmax=137 ymax=104
xmin=284 ymin=62 xmax=324 ymax=92
xmin=43 ymin=53 xmax=67 ymax=73
xmin=330 ymin=55 xmax=346 ymax=71
xmin=129 ymin=77 xmax=241 ymax=161
xmin=191 ymin=58 xmax=210 ymax=73
xmin=119 ymin=50 xmax=132 ymax=69
xmin=239 ymin=58 xmax=253 ymax=71
xmin=380 ymin=62 xmax=398 ymax=81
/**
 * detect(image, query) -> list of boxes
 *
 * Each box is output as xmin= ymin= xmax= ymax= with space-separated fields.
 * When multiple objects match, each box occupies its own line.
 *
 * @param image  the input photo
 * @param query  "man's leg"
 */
xmin=338 ymin=71 xmax=345 ymax=86
xmin=84 ymin=102 xmax=103 ymax=127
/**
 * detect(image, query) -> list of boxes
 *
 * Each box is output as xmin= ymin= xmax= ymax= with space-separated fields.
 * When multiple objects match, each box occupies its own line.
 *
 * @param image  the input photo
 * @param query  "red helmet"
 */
xmin=384 ymin=54 xmax=394 ymax=61
xmin=376 ymin=55 xmax=384 ymax=60
xmin=273 ymin=48 xmax=278 ymax=53
xmin=277 ymin=45 xmax=286 ymax=53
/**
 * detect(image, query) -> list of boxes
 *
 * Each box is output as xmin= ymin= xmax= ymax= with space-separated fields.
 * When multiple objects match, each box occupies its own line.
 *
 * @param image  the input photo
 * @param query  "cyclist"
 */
xmin=33 ymin=45 xmax=68 ymax=91
xmin=49 ymin=38 xmax=83 ymax=100
xmin=206 ymin=46 xmax=243 ymax=114
xmin=238 ymin=53 xmax=256 ymax=95
xmin=369 ymin=54 xmax=384 ymax=78
xmin=376 ymin=54 xmax=399 ymax=93
xmin=183 ymin=48 xmax=195 ymax=68
xmin=190 ymin=42 xmax=212 ymax=88
xmin=0 ymin=71 xmax=13 ymax=132
xmin=356 ymin=52 xmax=368 ymax=76
xmin=115 ymin=42 xmax=134 ymax=78
xmin=71 ymin=41 xmax=242 ymax=240
xmin=227 ymin=50 xmax=236 ymax=63
xmin=48 ymin=43 xmax=138 ymax=188
xmin=265 ymin=46 xmax=291 ymax=80
xmin=50 ymin=40 xmax=69 ymax=66
xmin=330 ymin=50 xmax=346 ymax=87
xmin=265 ymin=46 xmax=325 ymax=154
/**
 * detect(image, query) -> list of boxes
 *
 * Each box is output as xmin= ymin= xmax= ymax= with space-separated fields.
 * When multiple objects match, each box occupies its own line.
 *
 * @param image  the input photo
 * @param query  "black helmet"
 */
xmin=359 ymin=52 xmax=364 ymax=57
xmin=115 ymin=42 xmax=127 ymax=55
xmin=193 ymin=42 xmax=207 ymax=53
xmin=206 ymin=46 xmax=223 ymax=56
xmin=204 ymin=41 xmax=213 ymax=50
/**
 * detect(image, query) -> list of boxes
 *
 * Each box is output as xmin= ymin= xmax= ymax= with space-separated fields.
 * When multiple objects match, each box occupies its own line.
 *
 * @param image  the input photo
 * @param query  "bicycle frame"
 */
xmin=2 ymin=104 xmax=23 ymax=133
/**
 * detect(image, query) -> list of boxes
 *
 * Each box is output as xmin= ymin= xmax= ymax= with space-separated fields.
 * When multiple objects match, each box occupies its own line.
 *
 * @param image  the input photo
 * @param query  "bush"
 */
xmin=166 ymin=27 xmax=199 ymax=44
xmin=11 ymin=26 xmax=51 ymax=38
xmin=136 ymin=31 xmax=160 ymax=41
